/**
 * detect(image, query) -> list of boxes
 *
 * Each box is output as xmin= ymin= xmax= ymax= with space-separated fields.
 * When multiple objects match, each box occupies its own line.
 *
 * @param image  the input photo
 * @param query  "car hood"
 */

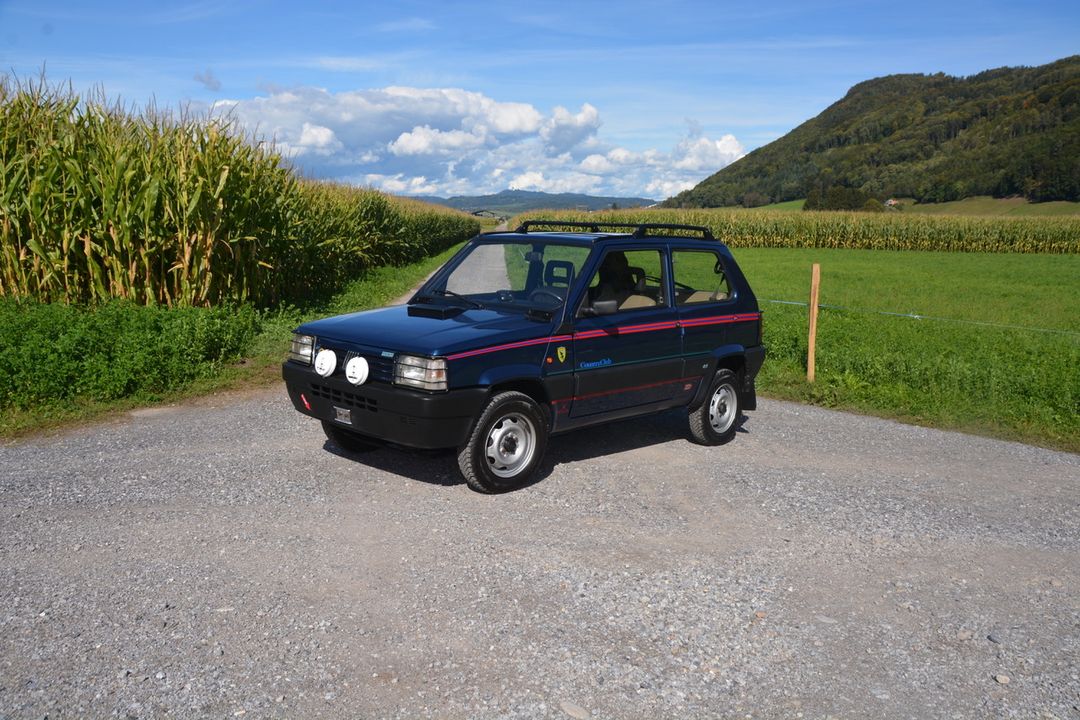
xmin=296 ymin=304 xmax=558 ymax=357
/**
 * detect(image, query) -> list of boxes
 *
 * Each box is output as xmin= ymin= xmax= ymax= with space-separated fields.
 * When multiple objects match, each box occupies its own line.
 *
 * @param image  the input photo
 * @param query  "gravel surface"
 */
xmin=1 ymin=389 xmax=1078 ymax=719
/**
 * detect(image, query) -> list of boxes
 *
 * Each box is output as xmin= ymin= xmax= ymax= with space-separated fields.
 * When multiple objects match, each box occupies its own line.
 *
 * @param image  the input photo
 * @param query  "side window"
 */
xmin=580 ymin=249 xmax=666 ymax=314
xmin=672 ymin=250 xmax=732 ymax=306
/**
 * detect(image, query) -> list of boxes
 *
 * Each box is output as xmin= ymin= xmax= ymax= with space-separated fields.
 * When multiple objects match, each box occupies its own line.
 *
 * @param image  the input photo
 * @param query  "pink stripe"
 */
xmin=553 ymin=375 xmax=702 ymax=403
xmin=447 ymin=334 xmax=572 ymax=361
xmin=446 ymin=311 xmax=760 ymax=361
xmin=618 ymin=321 xmax=678 ymax=335
xmin=682 ymin=312 xmax=761 ymax=328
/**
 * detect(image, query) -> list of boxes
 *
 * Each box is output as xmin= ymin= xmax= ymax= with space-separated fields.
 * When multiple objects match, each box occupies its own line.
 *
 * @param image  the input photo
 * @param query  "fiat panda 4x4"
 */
xmin=282 ymin=221 xmax=765 ymax=492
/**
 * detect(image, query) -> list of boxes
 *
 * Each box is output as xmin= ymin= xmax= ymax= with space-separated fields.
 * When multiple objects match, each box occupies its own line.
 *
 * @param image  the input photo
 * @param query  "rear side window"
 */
xmin=672 ymin=250 xmax=732 ymax=305
xmin=582 ymin=249 xmax=666 ymax=313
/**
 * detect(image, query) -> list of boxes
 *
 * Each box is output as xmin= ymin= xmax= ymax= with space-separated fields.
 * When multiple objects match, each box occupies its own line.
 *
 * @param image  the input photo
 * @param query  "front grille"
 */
xmin=309 ymin=383 xmax=378 ymax=412
xmin=314 ymin=342 xmax=394 ymax=384
xmin=343 ymin=349 xmax=394 ymax=383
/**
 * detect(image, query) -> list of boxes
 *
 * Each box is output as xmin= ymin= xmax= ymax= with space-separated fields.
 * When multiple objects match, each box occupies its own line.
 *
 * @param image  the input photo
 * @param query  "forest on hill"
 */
xmin=665 ymin=55 xmax=1079 ymax=208
xmin=415 ymin=189 xmax=657 ymax=215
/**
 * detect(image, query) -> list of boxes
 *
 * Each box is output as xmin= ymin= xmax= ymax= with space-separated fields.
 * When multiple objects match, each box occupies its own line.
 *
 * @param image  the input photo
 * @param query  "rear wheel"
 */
xmin=688 ymin=369 xmax=741 ymax=445
xmin=458 ymin=392 xmax=548 ymax=493
xmin=321 ymin=420 xmax=378 ymax=453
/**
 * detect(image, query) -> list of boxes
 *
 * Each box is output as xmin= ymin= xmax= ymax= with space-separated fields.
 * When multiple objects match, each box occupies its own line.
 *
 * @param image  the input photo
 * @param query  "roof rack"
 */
xmin=514 ymin=220 xmax=715 ymax=241
xmin=630 ymin=223 xmax=715 ymax=241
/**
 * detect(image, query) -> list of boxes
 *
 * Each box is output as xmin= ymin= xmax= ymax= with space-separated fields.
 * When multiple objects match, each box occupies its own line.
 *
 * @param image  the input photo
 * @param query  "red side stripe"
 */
xmin=446 ymin=334 xmax=572 ymax=361
xmin=552 ymin=375 xmax=702 ymax=404
xmin=681 ymin=312 xmax=761 ymax=328
xmin=445 ymin=312 xmax=760 ymax=361
xmin=612 ymin=320 xmax=679 ymax=335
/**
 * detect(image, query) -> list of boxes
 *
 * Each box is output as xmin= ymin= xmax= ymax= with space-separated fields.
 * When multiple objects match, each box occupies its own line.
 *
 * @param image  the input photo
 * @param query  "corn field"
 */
xmin=512 ymin=208 xmax=1080 ymax=254
xmin=0 ymin=77 xmax=480 ymax=307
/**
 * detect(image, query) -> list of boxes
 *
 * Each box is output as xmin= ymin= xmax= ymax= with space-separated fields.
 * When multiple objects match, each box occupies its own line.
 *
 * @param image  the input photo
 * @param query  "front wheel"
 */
xmin=688 ymin=369 xmax=741 ymax=445
xmin=458 ymin=392 xmax=548 ymax=493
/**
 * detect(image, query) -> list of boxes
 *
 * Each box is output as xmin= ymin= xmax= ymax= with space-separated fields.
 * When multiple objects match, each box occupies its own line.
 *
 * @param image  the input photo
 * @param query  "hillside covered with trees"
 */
xmin=665 ymin=55 xmax=1080 ymax=208
xmin=415 ymin=189 xmax=657 ymax=215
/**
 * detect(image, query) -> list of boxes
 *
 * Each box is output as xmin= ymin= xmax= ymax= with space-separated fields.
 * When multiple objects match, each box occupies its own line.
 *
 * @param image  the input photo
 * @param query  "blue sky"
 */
xmin=1 ymin=1 xmax=1077 ymax=199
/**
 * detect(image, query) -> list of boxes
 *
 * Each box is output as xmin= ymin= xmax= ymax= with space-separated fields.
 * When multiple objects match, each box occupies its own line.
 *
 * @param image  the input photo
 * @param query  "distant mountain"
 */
xmin=412 ymin=189 xmax=657 ymax=216
xmin=665 ymin=55 xmax=1080 ymax=208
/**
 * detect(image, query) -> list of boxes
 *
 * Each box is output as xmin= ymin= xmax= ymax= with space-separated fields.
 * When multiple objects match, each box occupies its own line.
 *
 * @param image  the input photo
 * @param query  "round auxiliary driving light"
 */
xmin=314 ymin=349 xmax=337 ymax=378
xmin=345 ymin=356 xmax=370 ymax=385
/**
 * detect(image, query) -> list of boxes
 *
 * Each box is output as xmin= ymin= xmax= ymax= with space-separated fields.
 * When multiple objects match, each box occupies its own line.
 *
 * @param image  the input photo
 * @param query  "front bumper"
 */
xmin=282 ymin=361 xmax=488 ymax=450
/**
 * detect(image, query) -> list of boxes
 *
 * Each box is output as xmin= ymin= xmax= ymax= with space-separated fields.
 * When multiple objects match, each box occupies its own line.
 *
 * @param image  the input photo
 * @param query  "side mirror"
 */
xmin=591 ymin=299 xmax=618 ymax=316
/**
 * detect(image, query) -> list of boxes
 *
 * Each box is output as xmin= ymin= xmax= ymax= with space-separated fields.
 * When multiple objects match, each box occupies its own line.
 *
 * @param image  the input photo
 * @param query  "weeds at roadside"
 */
xmin=0 ymin=244 xmax=464 ymax=438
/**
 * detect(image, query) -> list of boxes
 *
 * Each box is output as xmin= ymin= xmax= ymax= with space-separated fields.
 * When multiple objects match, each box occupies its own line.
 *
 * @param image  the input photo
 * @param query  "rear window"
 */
xmin=671 ymin=249 xmax=732 ymax=305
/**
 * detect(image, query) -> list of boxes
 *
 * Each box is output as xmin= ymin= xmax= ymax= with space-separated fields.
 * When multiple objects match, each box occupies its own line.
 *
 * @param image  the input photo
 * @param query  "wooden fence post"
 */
xmin=807 ymin=263 xmax=820 ymax=382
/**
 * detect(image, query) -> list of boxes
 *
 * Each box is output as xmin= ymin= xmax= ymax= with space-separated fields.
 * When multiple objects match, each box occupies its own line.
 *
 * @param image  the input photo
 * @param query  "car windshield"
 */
xmin=418 ymin=240 xmax=592 ymax=314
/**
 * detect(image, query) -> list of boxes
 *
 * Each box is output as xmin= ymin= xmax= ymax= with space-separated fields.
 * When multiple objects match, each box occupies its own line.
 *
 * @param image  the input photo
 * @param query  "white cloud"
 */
xmin=510 ymin=171 xmax=546 ymax=189
xmin=510 ymin=170 xmax=601 ymax=194
xmin=363 ymin=173 xmax=439 ymax=195
xmin=298 ymin=122 xmax=339 ymax=149
xmin=390 ymin=126 xmax=486 ymax=155
xmin=580 ymin=154 xmax=614 ymax=174
xmin=540 ymin=103 xmax=600 ymax=154
xmin=672 ymin=133 xmax=745 ymax=171
xmin=381 ymin=87 xmax=542 ymax=134
xmin=215 ymin=85 xmax=744 ymax=200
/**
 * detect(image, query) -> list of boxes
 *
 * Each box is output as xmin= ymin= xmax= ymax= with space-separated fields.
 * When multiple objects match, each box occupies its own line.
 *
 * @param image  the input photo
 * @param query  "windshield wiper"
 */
xmin=430 ymin=289 xmax=484 ymax=309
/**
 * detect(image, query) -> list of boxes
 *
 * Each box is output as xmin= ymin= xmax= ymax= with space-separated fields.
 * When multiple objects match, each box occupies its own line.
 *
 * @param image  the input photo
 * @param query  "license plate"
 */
xmin=333 ymin=406 xmax=352 ymax=425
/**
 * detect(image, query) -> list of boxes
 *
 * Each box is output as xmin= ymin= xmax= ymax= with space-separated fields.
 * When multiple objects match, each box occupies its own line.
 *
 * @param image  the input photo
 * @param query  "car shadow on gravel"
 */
xmin=541 ymin=411 xmax=749 ymax=471
xmin=322 ymin=411 xmax=750 ymax=492
xmin=322 ymin=441 xmax=463 ymax=487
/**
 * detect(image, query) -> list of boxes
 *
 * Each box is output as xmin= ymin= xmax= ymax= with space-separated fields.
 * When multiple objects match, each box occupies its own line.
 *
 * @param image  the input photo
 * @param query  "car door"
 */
xmin=569 ymin=247 xmax=683 ymax=418
xmin=671 ymin=246 xmax=739 ymax=375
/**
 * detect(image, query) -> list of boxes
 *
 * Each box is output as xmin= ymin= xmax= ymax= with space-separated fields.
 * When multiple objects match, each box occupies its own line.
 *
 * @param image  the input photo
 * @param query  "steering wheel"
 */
xmin=528 ymin=288 xmax=564 ymax=305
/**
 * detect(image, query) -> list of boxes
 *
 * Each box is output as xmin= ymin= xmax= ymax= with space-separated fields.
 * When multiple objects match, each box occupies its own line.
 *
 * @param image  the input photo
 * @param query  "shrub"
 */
xmin=0 ymin=298 xmax=256 ymax=408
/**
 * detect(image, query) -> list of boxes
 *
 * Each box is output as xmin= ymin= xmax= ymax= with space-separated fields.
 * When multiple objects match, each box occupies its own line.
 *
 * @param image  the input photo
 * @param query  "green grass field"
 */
xmin=738 ymin=248 xmax=1079 ymax=330
xmin=747 ymin=199 xmax=806 ymax=212
xmin=749 ymin=196 xmax=1080 ymax=216
xmin=732 ymin=247 xmax=1079 ymax=451
xmin=904 ymin=196 xmax=1080 ymax=217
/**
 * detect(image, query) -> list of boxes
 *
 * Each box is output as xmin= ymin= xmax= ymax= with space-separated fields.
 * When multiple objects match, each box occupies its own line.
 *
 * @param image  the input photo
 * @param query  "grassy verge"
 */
xmin=746 ymin=199 xmax=806 ymax=212
xmin=904 ymin=196 xmax=1080 ymax=217
xmin=0 ymin=243 xmax=464 ymax=439
xmin=733 ymin=196 xmax=1080 ymax=216
xmin=734 ymin=247 xmax=1079 ymax=452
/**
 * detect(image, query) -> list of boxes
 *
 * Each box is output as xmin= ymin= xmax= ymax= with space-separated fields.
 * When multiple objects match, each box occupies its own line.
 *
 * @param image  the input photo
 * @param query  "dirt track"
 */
xmin=1 ymin=388 xmax=1078 ymax=719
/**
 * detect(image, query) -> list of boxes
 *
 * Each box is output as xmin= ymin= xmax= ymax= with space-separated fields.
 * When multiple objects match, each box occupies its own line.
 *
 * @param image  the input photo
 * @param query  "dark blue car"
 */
xmin=282 ymin=221 xmax=765 ymax=492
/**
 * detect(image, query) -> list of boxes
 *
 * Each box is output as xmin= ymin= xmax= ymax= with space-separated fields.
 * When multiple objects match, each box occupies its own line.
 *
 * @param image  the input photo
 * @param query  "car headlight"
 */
xmin=394 ymin=355 xmax=447 ymax=392
xmin=288 ymin=333 xmax=315 ymax=365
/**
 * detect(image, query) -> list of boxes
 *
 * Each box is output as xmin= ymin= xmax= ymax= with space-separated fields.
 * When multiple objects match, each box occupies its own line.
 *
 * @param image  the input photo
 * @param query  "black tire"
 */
xmin=688 ymin=369 xmax=741 ymax=445
xmin=457 ymin=391 xmax=548 ymax=493
xmin=322 ymin=420 xmax=378 ymax=453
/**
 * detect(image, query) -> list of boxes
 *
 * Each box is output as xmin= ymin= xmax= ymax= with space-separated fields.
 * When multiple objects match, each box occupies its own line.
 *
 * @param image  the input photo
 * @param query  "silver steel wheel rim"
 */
xmin=485 ymin=412 xmax=536 ymax=478
xmin=708 ymin=383 xmax=737 ymax=433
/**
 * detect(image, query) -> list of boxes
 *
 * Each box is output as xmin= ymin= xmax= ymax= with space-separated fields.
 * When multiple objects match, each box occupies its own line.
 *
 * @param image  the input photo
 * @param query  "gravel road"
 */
xmin=1 ymin=388 xmax=1078 ymax=719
